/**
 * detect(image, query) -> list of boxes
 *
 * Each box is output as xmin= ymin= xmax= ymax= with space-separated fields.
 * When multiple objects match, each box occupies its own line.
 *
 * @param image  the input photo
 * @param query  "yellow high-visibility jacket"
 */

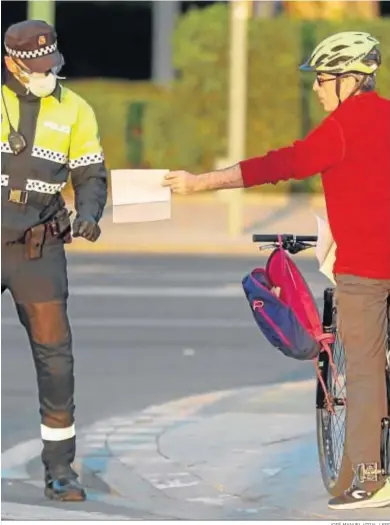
xmin=1 ymin=77 xmax=107 ymax=241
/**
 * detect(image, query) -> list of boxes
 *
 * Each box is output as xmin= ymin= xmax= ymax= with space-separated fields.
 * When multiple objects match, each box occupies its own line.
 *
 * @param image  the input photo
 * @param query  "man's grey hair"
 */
xmin=360 ymin=74 xmax=376 ymax=92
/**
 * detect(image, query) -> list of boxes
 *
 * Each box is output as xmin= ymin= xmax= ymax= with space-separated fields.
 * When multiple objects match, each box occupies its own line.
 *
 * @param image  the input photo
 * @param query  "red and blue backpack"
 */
xmin=242 ymin=240 xmax=328 ymax=361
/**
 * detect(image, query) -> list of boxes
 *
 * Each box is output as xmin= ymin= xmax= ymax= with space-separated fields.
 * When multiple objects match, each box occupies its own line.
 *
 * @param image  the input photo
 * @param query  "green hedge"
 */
xmin=144 ymin=4 xmax=231 ymax=173
xmin=60 ymin=79 xmax=165 ymax=197
xmin=62 ymin=9 xmax=390 ymax=196
xmin=143 ymin=4 xmax=390 ymax=193
xmin=64 ymin=79 xmax=165 ymax=170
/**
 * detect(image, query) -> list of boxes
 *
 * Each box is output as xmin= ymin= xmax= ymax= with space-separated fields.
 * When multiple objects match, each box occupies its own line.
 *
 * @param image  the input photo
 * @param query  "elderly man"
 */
xmin=163 ymin=32 xmax=390 ymax=510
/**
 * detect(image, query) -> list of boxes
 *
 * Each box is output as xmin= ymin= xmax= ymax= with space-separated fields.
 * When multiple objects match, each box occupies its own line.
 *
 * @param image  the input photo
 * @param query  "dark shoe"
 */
xmin=44 ymin=466 xmax=86 ymax=502
xmin=328 ymin=479 xmax=390 ymax=510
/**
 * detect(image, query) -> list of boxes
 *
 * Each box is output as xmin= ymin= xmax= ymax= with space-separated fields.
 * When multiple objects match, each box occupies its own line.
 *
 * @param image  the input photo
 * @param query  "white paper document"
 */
xmin=315 ymin=214 xmax=337 ymax=285
xmin=111 ymin=169 xmax=171 ymax=223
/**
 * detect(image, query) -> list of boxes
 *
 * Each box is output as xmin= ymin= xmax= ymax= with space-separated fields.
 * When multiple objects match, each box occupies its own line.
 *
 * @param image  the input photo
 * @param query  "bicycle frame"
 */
xmin=316 ymin=288 xmax=336 ymax=410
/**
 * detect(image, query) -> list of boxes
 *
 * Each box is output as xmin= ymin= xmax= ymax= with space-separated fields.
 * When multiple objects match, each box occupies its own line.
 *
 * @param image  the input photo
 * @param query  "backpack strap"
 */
xmin=315 ymin=333 xmax=335 ymax=345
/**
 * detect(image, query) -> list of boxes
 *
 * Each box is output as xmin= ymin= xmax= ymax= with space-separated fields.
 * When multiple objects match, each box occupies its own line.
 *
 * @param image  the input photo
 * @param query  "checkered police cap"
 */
xmin=4 ymin=20 xmax=62 ymax=73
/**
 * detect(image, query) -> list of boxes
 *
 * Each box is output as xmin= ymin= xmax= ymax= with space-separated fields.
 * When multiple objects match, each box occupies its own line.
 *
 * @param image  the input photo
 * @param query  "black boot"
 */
xmin=44 ymin=465 xmax=86 ymax=501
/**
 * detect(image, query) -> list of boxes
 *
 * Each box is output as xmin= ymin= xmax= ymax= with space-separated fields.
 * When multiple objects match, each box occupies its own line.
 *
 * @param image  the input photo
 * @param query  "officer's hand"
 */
xmin=72 ymin=215 xmax=101 ymax=242
xmin=162 ymin=171 xmax=199 ymax=195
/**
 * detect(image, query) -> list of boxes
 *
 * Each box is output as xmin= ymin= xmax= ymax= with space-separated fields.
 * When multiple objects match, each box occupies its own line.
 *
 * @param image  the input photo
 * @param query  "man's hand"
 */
xmin=162 ymin=171 xmax=200 ymax=195
xmin=72 ymin=215 xmax=101 ymax=242
xmin=162 ymin=165 xmax=244 ymax=193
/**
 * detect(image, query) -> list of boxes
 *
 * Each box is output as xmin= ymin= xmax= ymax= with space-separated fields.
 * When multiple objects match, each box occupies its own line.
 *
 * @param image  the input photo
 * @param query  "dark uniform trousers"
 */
xmin=1 ymin=233 xmax=75 ymax=471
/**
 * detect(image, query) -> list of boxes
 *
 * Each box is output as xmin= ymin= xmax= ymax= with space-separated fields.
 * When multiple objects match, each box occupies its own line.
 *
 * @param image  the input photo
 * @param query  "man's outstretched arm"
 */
xmin=163 ymin=117 xmax=345 ymax=193
xmin=163 ymin=162 xmax=244 ymax=193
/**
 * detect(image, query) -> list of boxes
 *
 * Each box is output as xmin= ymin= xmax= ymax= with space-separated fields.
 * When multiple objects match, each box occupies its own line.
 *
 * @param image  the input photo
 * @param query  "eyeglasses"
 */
xmin=316 ymin=75 xmax=338 ymax=87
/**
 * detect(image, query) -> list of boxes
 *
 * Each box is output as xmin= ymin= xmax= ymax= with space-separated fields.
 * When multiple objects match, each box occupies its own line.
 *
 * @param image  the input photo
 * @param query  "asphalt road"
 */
xmin=1 ymin=254 xmax=328 ymax=448
xmin=1 ymin=253 xmax=335 ymax=519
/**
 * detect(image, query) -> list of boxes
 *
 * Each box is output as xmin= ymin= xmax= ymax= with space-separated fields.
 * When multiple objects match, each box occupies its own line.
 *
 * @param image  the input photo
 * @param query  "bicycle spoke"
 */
xmin=321 ymin=329 xmax=347 ymax=480
xmin=330 ymin=334 xmax=346 ymax=473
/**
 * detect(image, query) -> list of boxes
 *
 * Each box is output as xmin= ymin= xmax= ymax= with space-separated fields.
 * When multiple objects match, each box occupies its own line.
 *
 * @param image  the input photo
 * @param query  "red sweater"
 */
xmin=240 ymin=92 xmax=390 ymax=280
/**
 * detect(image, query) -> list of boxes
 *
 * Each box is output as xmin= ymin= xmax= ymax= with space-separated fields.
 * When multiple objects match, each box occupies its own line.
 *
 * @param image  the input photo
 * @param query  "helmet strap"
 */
xmin=335 ymin=76 xmax=342 ymax=107
xmin=350 ymin=75 xmax=367 ymax=97
xmin=335 ymin=74 xmax=367 ymax=107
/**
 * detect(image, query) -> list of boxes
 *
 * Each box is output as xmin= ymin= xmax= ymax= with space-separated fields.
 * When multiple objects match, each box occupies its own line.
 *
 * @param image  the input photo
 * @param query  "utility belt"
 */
xmin=4 ymin=188 xmax=55 ymax=207
xmin=6 ymin=208 xmax=73 ymax=260
xmin=1 ymin=175 xmax=66 ymax=207
xmin=2 ymin=175 xmax=71 ymax=259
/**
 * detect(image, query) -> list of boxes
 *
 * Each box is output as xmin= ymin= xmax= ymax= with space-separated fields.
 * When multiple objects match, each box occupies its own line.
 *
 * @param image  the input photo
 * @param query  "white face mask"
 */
xmin=27 ymin=72 xmax=58 ymax=98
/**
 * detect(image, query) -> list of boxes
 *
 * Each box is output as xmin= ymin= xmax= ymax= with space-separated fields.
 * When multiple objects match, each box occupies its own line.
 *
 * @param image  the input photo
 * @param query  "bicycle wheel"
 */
xmin=384 ymin=297 xmax=390 ymax=474
xmin=316 ymin=288 xmax=353 ymax=496
xmin=387 ymin=296 xmax=390 ymax=416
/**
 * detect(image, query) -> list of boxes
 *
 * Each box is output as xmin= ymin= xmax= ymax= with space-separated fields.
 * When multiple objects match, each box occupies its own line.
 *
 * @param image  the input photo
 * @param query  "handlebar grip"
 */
xmin=298 ymin=235 xmax=318 ymax=242
xmin=252 ymin=234 xmax=318 ymax=243
xmin=252 ymin=234 xmax=285 ymax=243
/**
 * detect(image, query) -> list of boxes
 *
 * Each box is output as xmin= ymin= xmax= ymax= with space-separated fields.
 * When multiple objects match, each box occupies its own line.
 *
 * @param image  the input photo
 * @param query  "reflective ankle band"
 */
xmin=41 ymin=424 xmax=75 ymax=441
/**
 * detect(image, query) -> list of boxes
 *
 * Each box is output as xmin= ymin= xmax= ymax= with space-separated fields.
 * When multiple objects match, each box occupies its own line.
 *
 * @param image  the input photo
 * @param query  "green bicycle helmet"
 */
xmin=300 ymin=31 xmax=381 ymax=75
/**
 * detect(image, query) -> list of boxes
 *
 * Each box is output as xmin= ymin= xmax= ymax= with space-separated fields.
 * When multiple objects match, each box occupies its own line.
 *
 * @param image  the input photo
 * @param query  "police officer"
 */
xmin=1 ymin=20 xmax=107 ymax=501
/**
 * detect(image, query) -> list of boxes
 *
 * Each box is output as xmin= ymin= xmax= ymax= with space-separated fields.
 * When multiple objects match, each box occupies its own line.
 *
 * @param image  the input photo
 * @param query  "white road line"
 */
xmin=1 ymin=502 xmax=131 ymax=521
xmin=150 ymin=479 xmax=200 ymax=490
xmin=120 ymin=456 xmax=166 ymax=466
xmin=1 ymin=317 xmax=254 ymax=328
xmin=82 ymin=442 xmax=108 ymax=449
xmin=2 ymin=284 xmax=324 ymax=300
xmin=0 ymin=284 xmax=244 ymax=301
xmin=83 ymin=435 xmax=108 ymax=442
xmin=108 ymin=434 xmax=155 ymax=442
xmin=107 ymin=443 xmax=156 ymax=452
xmin=69 ymin=285 xmax=244 ymax=297
xmin=68 ymin=268 xmax=252 ymax=280
xmin=186 ymin=496 xmax=226 ymax=506
xmin=86 ymin=426 xmax=116 ymax=433
xmin=114 ymin=427 xmax=165 ymax=434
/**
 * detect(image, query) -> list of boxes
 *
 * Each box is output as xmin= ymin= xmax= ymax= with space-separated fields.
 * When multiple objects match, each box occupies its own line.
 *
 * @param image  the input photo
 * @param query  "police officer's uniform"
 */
xmin=1 ymin=20 xmax=107 ymax=501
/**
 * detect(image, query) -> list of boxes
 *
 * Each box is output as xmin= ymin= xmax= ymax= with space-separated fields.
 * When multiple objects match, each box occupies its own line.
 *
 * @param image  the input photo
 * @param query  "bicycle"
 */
xmin=252 ymin=233 xmax=390 ymax=496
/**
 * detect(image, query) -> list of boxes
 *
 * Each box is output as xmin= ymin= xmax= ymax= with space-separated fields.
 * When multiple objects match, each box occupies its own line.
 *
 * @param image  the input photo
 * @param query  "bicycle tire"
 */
xmin=316 ymin=332 xmax=353 ymax=495
xmin=316 ymin=289 xmax=353 ymax=496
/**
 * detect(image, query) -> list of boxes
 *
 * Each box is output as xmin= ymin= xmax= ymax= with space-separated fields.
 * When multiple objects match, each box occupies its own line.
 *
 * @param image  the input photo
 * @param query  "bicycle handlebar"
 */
xmin=252 ymin=234 xmax=318 ymax=243
xmin=252 ymin=234 xmax=318 ymax=254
